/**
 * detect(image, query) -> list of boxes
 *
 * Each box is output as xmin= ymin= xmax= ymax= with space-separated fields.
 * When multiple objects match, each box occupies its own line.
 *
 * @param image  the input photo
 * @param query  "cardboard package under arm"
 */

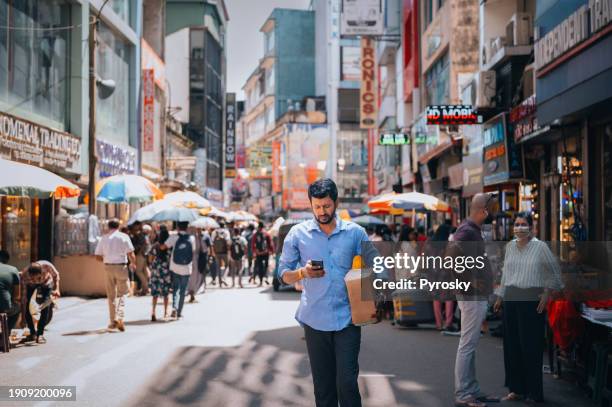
xmin=344 ymin=269 xmax=378 ymax=326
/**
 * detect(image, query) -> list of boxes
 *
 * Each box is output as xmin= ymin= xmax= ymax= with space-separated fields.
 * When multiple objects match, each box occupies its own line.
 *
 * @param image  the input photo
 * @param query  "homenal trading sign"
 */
xmin=225 ymin=93 xmax=236 ymax=178
xmin=341 ymin=0 xmax=383 ymax=36
xmin=0 ymin=111 xmax=81 ymax=173
xmin=360 ymin=37 xmax=377 ymax=129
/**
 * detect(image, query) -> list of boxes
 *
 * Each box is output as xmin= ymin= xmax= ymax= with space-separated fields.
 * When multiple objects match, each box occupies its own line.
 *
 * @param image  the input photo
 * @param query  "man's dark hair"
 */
xmin=108 ymin=219 xmax=120 ymax=230
xmin=308 ymin=178 xmax=338 ymax=202
xmin=0 ymin=250 xmax=9 ymax=264
xmin=27 ymin=263 xmax=43 ymax=275
xmin=177 ymin=221 xmax=189 ymax=231
xmin=258 ymin=221 xmax=264 ymax=229
xmin=247 ymin=224 xmax=255 ymax=231
xmin=233 ymin=228 xmax=240 ymax=236
xmin=515 ymin=211 xmax=534 ymax=227
xmin=219 ymin=221 xmax=225 ymax=228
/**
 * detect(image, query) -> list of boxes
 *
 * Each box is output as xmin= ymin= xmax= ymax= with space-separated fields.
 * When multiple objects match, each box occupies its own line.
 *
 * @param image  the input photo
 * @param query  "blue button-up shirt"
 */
xmin=279 ymin=216 xmax=369 ymax=332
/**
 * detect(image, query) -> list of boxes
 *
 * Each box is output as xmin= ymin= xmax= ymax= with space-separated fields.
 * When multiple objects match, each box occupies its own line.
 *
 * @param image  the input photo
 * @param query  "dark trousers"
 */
xmin=24 ymin=286 xmax=54 ymax=336
xmin=254 ymin=255 xmax=269 ymax=282
xmin=171 ymin=272 xmax=190 ymax=316
xmin=303 ymin=324 xmax=362 ymax=407
xmin=502 ymin=290 xmax=545 ymax=401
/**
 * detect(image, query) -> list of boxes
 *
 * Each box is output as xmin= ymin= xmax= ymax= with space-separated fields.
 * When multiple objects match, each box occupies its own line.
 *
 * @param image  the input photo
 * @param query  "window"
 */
xmin=96 ymin=22 xmax=130 ymax=143
xmin=341 ymin=47 xmax=360 ymax=81
xmin=0 ymin=0 xmax=70 ymax=130
xmin=109 ymin=0 xmax=130 ymax=25
xmin=425 ymin=52 xmax=449 ymax=105
xmin=264 ymin=30 xmax=275 ymax=55
xmin=266 ymin=66 xmax=275 ymax=94
xmin=425 ymin=0 xmax=433 ymax=26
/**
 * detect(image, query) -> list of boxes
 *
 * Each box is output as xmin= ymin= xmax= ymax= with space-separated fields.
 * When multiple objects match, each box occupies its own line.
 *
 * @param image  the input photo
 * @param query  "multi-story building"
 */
xmin=241 ymin=8 xmax=316 ymax=216
xmin=0 ymin=0 xmax=142 ymax=269
xmin=411 ymin=0 xmax=480 ymax=225
xmin=141 ymin=0 xmax=168 ymax=183
xmin=313 ymin=0 xmax=370 ymax=212
xmin=165 ymin=0 xmax=228 ymax=202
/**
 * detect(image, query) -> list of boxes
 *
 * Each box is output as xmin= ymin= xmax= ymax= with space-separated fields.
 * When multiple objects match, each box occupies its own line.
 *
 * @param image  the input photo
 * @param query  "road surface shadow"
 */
xmin=125 ymin=324 xmax=595 ymax=407
xmin=62 ymin=328 xmax=112 ymax=336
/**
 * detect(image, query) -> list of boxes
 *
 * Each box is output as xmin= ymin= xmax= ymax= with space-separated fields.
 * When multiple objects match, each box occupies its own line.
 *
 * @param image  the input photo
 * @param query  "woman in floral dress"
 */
xmin=148 ymin=225 xmax=172 ymax=321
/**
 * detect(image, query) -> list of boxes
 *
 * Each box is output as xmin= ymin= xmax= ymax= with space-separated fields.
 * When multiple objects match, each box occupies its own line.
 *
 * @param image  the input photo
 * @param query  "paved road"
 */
xmin=0 ymin=284 xmax=594 ymax=406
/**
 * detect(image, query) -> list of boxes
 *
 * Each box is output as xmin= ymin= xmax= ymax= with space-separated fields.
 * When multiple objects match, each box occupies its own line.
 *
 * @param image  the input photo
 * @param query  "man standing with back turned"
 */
xmin=95 ymin=219 xmax=136 ymax=332
xmin=279 ymin=178 xmax=371 ymax=407
xmin=452 ymin=193 xmax=498 ymax=407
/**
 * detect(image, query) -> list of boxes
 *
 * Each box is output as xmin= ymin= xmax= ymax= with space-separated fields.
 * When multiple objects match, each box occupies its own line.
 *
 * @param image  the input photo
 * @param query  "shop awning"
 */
xmin=418 ymin=141 xmax=454 ymax=164
xmin=0 ymin=158 xmax=80 ymax=199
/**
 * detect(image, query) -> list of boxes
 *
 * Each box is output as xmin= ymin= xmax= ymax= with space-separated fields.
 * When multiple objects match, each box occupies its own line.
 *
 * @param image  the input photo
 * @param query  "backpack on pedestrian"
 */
xmin=213 ymin=232 xmax=229 ymax=254
xmin=231 ymin=237 xmax=245 ymax=260
xmin=254 ymin=232 xmax=268 ymax=253
xmin=173 ymin=234 xmax=194 ymax=265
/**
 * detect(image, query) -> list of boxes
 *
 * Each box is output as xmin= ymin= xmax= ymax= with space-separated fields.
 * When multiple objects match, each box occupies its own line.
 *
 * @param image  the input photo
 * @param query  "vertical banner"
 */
xmin=360 ymin=37 xmax=377 ymax=129
xmin=367 ymin=129 xmax=377 ymax=195
xmin=142 ymin=69 xmax=155 ymax=152
xmin=272 ymin=141 xmax=281 ymax=193
xmin=225 ymin=93 xmax=236 ymax=178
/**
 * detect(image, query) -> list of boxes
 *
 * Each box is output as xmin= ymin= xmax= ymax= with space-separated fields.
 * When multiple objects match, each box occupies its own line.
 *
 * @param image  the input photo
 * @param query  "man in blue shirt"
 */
xmin=279 ymin=178 xmax=370 ymax=407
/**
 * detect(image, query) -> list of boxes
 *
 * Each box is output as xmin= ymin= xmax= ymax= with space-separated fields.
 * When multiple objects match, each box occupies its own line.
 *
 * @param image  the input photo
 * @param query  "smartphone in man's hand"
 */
xmin=311 ymin=260 xmax=324 ymax=270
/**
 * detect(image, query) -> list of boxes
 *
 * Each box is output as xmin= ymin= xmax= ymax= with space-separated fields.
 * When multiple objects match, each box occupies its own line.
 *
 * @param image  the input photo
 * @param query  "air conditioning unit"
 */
xmin=506 ymin=13 xmax=533 ymax=46
xmin=461 ymin=71 xmax=496 ymax=108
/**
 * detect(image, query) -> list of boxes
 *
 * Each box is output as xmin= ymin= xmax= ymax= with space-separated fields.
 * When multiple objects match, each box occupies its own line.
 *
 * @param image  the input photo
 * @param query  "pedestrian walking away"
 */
xmin=279 ymin=178 xmax=375 ymax=407
xmin=164 ymin=222 xmax=196 ymax=319
xmin=96 ymin=219 xmax=136 ymax=332
xmin=147 ymin=225 xmax=172 ymax=321
xmin=252 ymin=221 xmax=274 ymax=287
xmin=211 ymin=223 xmax=231 ymax=287
xmin=229 ymin=228 xmax=248 ymax=288
xmin=494 ymin=212 xmax=563 ymax=403
xmin=449 ymin=193 xmax=499 ymax=407
xmin=188 ymin=228 xmax=211 ymax=302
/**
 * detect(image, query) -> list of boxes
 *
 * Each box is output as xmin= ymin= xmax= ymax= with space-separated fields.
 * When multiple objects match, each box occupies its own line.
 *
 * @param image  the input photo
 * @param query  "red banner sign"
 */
xmin=272 ymin=141 xmax=281 ymax=193
xmin=142 ymin=69 xmax=155 ymax=152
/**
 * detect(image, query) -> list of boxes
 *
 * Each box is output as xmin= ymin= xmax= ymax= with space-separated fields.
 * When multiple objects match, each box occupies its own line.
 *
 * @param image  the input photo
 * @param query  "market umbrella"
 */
xmin=129 ymin=200 xmax=197 ymax=223
xmin=234 ymin=210 xmax=258 ymax=221
xmin=200 ymin=206 xmax=232 ymax=220
xmin=164 ymin=190 xmax=211 ymax=209
xmin=368 ymin=192 xmax=450 ymax=213
xmin=352 ymin=215 xmax=385 ymax=225
xmin=0 ymin=158 xmax=80 ymax=198
xmin=190 ymin=216 xmax=220 ymax=229
xmin=96 ymin=174 xmax=164 ymax=203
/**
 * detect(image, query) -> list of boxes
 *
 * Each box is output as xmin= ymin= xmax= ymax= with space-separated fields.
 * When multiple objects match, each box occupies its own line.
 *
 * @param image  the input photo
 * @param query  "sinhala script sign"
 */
xmin=341 ymin=0 xmax=383 ymax=36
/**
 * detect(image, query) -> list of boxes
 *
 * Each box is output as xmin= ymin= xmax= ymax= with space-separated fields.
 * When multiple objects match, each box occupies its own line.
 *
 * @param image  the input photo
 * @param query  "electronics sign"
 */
xmin=426 ymin=105 xmax=480 ymax=125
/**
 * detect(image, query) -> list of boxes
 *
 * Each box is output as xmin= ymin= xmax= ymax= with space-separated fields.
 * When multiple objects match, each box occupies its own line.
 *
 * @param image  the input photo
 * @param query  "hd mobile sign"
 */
xmin=426 ymin=105 xmax=479 ymax=125
xmin=225 ymin=93 xmax=237 ymax=178
xmin=341 ymin=0 xmax=384 ymax=36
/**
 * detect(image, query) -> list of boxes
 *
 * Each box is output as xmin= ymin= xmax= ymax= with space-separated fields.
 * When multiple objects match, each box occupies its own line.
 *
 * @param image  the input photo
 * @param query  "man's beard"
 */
xmin=316 ymin=211 xmax=335 ymax=225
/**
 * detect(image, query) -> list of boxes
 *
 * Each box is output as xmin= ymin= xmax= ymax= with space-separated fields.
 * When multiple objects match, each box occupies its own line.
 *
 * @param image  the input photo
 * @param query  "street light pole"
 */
xmin=88 ymin=14 xmax=97 ymax=216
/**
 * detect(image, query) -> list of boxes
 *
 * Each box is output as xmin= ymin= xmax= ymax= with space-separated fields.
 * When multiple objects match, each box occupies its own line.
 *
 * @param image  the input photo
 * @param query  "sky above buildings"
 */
xmin=226 ymin=0 xmax=311 ymax=100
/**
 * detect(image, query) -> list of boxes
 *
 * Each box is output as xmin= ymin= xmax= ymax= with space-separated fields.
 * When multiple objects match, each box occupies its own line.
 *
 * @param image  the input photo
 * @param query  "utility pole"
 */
xmin=88 ymin=14 xmax=97 ymax=216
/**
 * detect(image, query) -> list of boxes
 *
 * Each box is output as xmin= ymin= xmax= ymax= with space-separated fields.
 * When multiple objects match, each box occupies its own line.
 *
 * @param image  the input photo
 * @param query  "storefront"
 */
xmin=535 ymin=0 xmax=612 ymax=242
xmin=0 ymin=112 xmax=82 ymax=270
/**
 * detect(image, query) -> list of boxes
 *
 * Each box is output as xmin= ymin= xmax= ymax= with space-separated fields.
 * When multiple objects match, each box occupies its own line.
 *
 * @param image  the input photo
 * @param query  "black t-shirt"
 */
xmin=0 ymin=264 xmax=19 ymax=311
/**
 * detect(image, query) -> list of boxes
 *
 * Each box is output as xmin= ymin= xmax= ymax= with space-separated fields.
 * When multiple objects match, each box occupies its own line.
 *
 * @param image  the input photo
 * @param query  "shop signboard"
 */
xmin=426 ymin=105 xmax=479 ymax=125
xmin=360 ymin=37 xmax=378 ymax=129
xmin=462 ymin=124 xmax=484 ymax=197
xmin=96 ymin=138 xmax=136 ymax=177
xmin=0 ymin=111 xmax=82 ymax=174
xmin=509 ymin=95 xmax=545 ymax=143
xmin=142 ymin=69 xmax=155 ymax=152
xmin=272 ymin=141 xmax=281 ymax=193
xmin=535 ymin=1 xmax=612 ymax=71
xmin=341 ymin=0 xmax=383 ymax=36
xmin=482 ymin=113 xmax=523 ymax=186
xmin=379 ymin=132 xmax=410 ymax=145
xmin=225 ymin=93 xmax=237 ymax=178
